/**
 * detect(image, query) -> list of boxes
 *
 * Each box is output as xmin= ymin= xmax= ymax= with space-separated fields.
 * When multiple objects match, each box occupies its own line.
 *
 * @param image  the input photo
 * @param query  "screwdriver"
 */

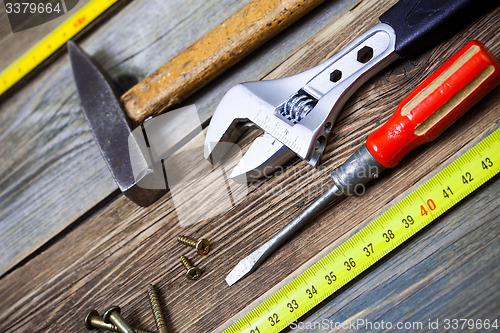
xmin=226 ymin=40 xmax=500 ymax=286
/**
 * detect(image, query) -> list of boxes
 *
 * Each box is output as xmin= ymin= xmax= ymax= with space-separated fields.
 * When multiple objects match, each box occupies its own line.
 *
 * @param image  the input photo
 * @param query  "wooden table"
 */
xmin=0 ymin=1 xmax=498 ymax=332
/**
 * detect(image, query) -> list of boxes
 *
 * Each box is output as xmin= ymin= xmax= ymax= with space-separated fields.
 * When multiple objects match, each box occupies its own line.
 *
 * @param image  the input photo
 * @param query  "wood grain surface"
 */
xmin=0 ymin=0 xmax=359 ymax=276
xmin=0 ymin=0 xmax=498 ymax=332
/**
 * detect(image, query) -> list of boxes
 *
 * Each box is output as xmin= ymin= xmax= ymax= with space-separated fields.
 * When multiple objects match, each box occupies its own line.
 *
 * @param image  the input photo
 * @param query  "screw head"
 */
xmin=186 ymin=267 xmax=202 ymax=280
xmin=103 ymin=305 xmax=121 ymax=323
xmin=84 ymin=310 xmax=100 ymax=330
xmin=196 ymin=239 xmax=211 ymax=255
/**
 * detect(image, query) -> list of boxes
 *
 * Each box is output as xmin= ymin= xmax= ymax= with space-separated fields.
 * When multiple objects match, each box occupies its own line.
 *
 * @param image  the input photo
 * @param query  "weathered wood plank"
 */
xmin=0 ymin=0 xmax=359 ymax=276
xmin=0 ymin=2 xmax=498 ymax=332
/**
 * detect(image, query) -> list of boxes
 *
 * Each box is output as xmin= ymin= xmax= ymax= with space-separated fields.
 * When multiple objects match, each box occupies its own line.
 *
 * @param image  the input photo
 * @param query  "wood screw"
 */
xmin=103 ymin=306 xmax=135 ymax=333
xmin=177 ymin=235 xmax=210 ymax=255
xmin=85 ymin=309 xmax=153 ymax=333
xmin=147 ymin=284 xmax=169 ymax=333
xmin=180 ymin=255 xmax=202 ymax=280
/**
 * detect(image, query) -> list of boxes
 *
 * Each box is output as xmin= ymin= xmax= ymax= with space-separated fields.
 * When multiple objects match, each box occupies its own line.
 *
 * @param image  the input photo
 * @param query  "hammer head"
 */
xmin=67 ymin=41 xmax=166 ymax=206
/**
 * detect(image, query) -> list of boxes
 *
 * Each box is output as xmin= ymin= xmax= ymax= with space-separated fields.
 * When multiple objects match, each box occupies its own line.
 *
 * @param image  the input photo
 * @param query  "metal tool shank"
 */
xmin=330 ymin=145 xmax=385 ymax=195
xmin=226 ymin=144 xmax=386 ymax=285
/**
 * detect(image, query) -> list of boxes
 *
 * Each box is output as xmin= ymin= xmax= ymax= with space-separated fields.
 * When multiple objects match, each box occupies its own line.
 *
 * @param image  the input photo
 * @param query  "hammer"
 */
xmin=69 ymin=0 xmax=326 ymax=206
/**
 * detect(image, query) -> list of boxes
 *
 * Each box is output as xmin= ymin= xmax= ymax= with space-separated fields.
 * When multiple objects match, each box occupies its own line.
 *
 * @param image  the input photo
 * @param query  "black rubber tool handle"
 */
xmin=380 ymin=0 xmax=496 ymax=58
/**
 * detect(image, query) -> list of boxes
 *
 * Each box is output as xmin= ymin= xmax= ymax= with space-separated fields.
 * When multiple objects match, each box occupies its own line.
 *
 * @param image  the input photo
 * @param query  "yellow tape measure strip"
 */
xmin=224 ymin=128 xmax=500 ymax=333
xmin=0 ymin=0 xmax=119 ymax=96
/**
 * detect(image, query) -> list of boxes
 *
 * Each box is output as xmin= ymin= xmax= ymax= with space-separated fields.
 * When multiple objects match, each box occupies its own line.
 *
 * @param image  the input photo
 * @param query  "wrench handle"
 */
xmin=379 ymin=0 xmax=496 ymax=58
xmin=366 ymin=40 xmax=500 ymax=169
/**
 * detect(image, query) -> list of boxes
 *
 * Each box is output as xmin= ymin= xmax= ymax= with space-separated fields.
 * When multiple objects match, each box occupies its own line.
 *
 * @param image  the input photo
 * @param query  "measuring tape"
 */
xmin=223 ymin=128 xmax=500 ymax=333
xmin=0 ymin=0 xmax=119 ymax=97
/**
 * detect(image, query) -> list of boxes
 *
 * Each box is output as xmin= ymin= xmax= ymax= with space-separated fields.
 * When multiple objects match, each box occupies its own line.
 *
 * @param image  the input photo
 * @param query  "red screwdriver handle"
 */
xmin=366 ymin=40 xmax=500 ymax=169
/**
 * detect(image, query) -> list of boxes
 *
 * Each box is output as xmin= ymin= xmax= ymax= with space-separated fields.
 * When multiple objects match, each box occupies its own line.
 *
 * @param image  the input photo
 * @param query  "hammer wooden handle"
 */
xmin=121 ymin=0 xmax=326 ymax=124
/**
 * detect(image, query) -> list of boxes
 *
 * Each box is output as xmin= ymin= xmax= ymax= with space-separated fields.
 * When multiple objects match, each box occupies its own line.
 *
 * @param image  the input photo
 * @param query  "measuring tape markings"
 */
xmin=223 ymin=128 xmax=500 ymax=333
xmin=0 ymin=0 xmax=119 ymax=96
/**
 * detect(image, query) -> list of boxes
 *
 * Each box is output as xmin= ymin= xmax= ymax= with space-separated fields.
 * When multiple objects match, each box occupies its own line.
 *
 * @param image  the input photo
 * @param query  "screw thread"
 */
xmin=105 ymin=323 xmax=153 ymax=333
xmin=147 ymin=284 xmax=169 ymax=333
xmin=111 ymin=323 xmax=154 ymax=333
xmin=109 ymin=319 xmax=153 ymax=333
xmin=99 ymin=322 xmax=120 ymax=332
xmin=180 ymin=255 xmax=193 ymax=270
xmin=177 ymin=235 xmax=197 ymax=248
xmin=108 ymin=323 xmax=119 ymax=332
xmin=134 ymin=329 xmax=155 ymax=333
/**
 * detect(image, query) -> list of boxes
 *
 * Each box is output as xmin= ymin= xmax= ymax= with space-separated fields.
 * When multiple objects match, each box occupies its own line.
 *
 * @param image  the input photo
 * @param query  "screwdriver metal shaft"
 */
xmin=226 ymin=184 xmax=342 ymax=286
xmin=226 ymin=145 xmax=384 ymax=286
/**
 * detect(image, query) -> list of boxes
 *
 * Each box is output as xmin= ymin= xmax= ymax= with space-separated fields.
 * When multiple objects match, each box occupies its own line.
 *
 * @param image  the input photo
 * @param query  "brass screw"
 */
xmin=180 ymin=255 xmax=202 ymax=280
xmin=84 ymin=310 xmax=153 ymax=333
xmin=85 ymin=310 xmax=116 ymax=331
xmin=177 ymin=235 xmax=210 ymax=255
xmin=103 ymin=306 xmax=135 ymax=333
xmin=147 ymin=284 xmax=169 ymax=333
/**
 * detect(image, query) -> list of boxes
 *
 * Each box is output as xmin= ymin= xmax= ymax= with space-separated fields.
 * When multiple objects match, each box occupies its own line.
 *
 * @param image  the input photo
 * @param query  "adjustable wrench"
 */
xmin=204 ymin=0 xmax=494 ymax=179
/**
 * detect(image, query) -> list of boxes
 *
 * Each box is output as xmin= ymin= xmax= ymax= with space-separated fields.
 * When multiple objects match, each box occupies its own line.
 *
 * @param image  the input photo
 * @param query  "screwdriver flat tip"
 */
xmin=225 ymin=261 xmax=249 ymax=286
xmin=226 ymin=242 xmax=271 ymax=286
xmin=226 ymin=184 xmax=343 ymax=285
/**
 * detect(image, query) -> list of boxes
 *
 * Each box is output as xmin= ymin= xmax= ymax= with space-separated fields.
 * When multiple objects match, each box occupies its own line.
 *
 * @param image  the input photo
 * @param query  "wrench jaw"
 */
xmin=204 ymin=75 xmax=310 ymax=165
xmin=204 ymin=84 xmax=251 ymax=163
xmin=206 ymin=23 xmax=399 ymax=178
xmin=204 ymin=61 xmax=327 ymax=165
xmin=229 ymin=134 xmax=296 ymax=181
